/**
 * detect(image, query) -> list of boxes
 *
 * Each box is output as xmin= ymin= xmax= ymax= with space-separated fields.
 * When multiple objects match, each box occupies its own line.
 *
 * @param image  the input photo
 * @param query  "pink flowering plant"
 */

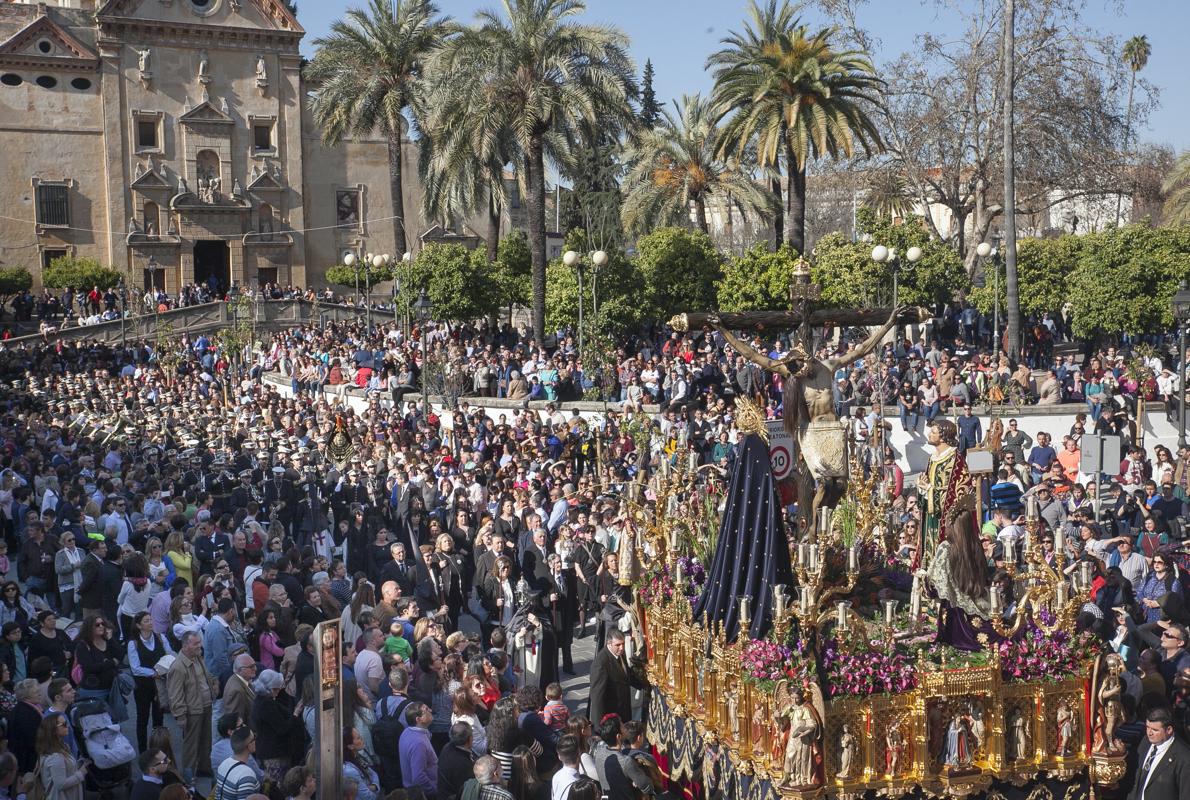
xmin=638 ymin=565 xmax=674 ymax=606
xmin=742 ymin=639 xmax=792 ymax=685
xmin=822 ymin=637 xmax=918 ymax=697
xmin=996 ymin=626 xmax=1100 ymax=683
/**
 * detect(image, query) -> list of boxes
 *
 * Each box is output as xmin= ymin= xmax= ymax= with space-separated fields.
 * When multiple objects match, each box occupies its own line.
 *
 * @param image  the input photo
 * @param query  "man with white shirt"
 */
xmin=354 ymin=628 xmax=385 ymax=699
xmin=551 ymin=735 xmax=582 ymax=800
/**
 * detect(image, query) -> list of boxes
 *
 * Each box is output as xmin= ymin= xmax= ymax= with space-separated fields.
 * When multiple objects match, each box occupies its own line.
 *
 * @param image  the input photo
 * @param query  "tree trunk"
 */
xmin=695 ymin=196 xmax=709 ymax=234
xmin=526 ymin=133 xmax=548 ymax=345
xmin=785 ymin=138 xmax=807 ymax=255
xmin=386 ymin=135 xmax=408 ymax=257
xmin=770 ymin=177 xmax=784 ymax=248
xmin=1117 ymin=71 xmax=1136 ymax=227
xmin=486 ymin=191 xmax=500 ymax=264
xmin=1002 ymin=0 xmax=1021 ymax=359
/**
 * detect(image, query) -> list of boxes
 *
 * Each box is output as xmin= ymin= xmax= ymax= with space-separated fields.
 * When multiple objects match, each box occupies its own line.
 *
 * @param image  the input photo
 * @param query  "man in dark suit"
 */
xmin=436 ymin=722 xmax=476 ymax=800
xmin=1130 ymin=706 xmax=1190 ymax=800
xmin=588 ymin=629 xmax=647 ymax=725
xmin=520 ymin=527 xmax=552 ymax=593
xmin=78 ymin=538 xmax=121 ymax=619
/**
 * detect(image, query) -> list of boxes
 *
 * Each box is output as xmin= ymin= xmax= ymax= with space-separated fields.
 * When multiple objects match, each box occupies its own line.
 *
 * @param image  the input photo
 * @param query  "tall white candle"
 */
xmin=910 ymin=575 xmax=922 ymax=620
xmin=848 ymin=543 xmax=859 ymax=572
xmin=837 ymin=600 xmax=849 ymax=631
xmin=884 ymin=599 xmax=897 ymax=627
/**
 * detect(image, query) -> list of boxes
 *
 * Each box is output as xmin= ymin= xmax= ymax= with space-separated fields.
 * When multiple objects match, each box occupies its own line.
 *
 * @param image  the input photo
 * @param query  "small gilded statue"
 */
xmin=1055 ymin=701 xmax=1075 ymax=757
xmin=886 ymin=719 xmax=906 ymax=776
xmin=838 ymin=724 xmax=858 ymax=779
xmin=1007 ymin=707 xmax=1029 ymax=761
xmin=776 ymin=680 xmax=824 ymax=789
xmin=1093 ymin=654 xmax=1126 ymax=756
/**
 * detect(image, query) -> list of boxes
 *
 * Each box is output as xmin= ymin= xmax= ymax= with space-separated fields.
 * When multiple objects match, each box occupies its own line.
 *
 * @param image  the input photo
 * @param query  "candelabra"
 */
xmin=775 ymin=507 xmax=864 ymax=640
xmin=990 ymin=494 xmax=1094 ymax=637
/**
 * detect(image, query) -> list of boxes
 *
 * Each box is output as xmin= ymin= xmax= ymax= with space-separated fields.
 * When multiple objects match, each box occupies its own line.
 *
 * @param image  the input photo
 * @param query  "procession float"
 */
xmin=625 ymin=265 xmax=1124 ymax=800
xmin=628 ymin=400 xmax=1123 ymax=800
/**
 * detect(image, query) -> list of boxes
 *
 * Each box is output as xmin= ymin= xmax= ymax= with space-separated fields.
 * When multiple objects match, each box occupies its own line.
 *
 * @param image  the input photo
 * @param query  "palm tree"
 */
xmin=621 ymin=94 xmax=774 ymax=235
xmin=709 ymin=0 xmax=883 ymax=255
xmin=419 ymin=133 xmax=513 ymax=264
xmin=863 ymin=167 xmax=912 ymax=221
xmin=1162 ymin=151 xmax=1190 ymax=226
xmin=429 ymin=0 xmax=635 ymax=344
xmin=1117 ymin=34 xmax=1151 ymax=226
xmin=307 ymin=0 xmax=454 ymax=257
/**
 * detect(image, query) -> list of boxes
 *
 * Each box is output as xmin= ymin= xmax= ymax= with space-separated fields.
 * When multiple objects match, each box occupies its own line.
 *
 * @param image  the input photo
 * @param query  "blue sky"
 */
xmin=297 ymin=0 xmax=1190 ymax=153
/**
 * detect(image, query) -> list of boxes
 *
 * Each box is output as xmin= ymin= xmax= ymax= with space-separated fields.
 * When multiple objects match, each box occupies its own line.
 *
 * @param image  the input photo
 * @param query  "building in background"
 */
xmin=0 ymin=0 xmax=494 ymax=292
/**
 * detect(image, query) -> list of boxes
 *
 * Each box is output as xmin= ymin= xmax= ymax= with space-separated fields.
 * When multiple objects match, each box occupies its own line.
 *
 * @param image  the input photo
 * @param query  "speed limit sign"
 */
xmin=765 ymin=420 xmax=794 ymax=480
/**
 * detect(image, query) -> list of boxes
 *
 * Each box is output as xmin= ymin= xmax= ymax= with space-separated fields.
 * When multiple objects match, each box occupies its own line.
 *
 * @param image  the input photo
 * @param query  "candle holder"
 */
xmin=990 ymin=514 xmax=1087 ymax=637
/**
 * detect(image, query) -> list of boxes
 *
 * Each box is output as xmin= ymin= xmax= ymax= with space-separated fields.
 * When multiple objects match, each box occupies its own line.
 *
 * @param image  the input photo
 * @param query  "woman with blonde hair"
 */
xmin=34 ymin=712 xmax=87 ymax=800
xmin=163 ymin=531 xmax=193 ymax=588
xmin=143 ymin=537 xmax=173 ymax=596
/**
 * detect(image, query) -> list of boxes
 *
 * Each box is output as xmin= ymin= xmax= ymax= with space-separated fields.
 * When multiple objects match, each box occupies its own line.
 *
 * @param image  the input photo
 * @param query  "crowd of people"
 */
xmin=0 ymin=290 xmax=1186 ymax=800
xmin=0 ymin=317 xmax=686 ymax=800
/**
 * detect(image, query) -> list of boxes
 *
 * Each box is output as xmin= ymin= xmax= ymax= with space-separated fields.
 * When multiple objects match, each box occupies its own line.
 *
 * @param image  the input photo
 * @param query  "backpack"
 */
xmin=459 ymin=778 xmax=480 ymax=800
xmin=371 ymin=694 xmax=412 ymax=792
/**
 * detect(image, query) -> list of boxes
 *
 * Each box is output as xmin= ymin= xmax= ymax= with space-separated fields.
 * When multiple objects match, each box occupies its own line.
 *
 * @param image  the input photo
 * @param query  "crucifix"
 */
xmin=670 ymin=258 xmax=930 ymax=533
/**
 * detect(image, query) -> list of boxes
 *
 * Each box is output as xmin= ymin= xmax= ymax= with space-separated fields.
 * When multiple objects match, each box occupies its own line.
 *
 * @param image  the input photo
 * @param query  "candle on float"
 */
xmin=1003 ymin=537 xmax=1016 ymax=565
xmin=808 ymin=544 xmax=820 ymax=572
xmin=1056 ymin=579 xmax=1069 ymax=609
xmin=798 ymin=543 xmax=809 ymax=567
xmin=774 ymin=586 xmax=788 ymax=620
xmin=848 ymin=543 xmax=860 ymax=572
xmin=837 ymin=600 xmax=850 ymax=631
xmin=884 ymin=599 xmax=897 ymax=628
xmin=989 ymin=586 xmax=1002 ymax=616
xmin=909 ymin=575 xmax=922 ymax=620
xmin=819 ymin=507 xmax=832 ymax=536
xmin=1026 ymin=494 xmax=1040 ymax=520
xmin=675 ymin=562 xmax=685 ymax=588
xmin=1054 ymin=528 xmax=1065 ymax=558
xmin=799 ymin=586 xmax=811 ymax=615
xmin=1079 ymin=561 xmax=1094 ymax=591
xmin=739 ymin=595 xmax=751 ymax=624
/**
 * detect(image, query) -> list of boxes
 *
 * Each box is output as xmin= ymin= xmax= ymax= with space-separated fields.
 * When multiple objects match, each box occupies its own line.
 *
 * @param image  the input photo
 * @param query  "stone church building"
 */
xmin=0 ymin=0 xmax=459 ymax=292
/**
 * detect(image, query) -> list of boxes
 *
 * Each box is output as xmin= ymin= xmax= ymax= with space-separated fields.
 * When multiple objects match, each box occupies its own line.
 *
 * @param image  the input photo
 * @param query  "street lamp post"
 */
xmin=395 ymin=252 xmax=411 ymax=336
xmin=413 ymin=289 xmax=432 ymax=413
xmin=870 ymin=244 xmax=922 ymax=308
xmin=369 ymin=253 xmax=388 ymax=332
xmin=1172 ymin=283 xmax=1190 ymax=447
xmin=228 ymin=283 xmax=240 ymax=370
xmin=116 ymin=277 xmax=127 ymax=349
xmin=562 ymin=249 xmax=608 ymax=361
xmin=977 ymin=238 xmax=1003 ymax=352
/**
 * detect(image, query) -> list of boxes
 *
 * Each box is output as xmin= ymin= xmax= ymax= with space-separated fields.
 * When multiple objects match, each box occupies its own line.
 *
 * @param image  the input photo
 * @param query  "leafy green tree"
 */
xmin=308 ymin=0 xmax=455 ymax=256
xmin=621 ymin=94 xmax=774 ymax=235
xmin=633 ymin=227 xmax=722 ymax=318
xmin=428 ymin=0 xmax=635 ymax=345
xmin=709 ymin=1 xmax=883 ymax=254
xmin=968 ymin=236 xmax=1078 ymax=320
xmin=546 ymin=231 xmax=646 ymax=336
xmin=1068 ymin=223 xmax=1190 ymax=338
xmin=639 ymin=58 xmax=660 ymax=129
xmin=0 ymin=267 xmax=33 ymax=296
xmin=558 ymin=129 xmax=625 ymax=250
xmin=809 ymin=210 xmax=966 ymax=309
xmin=407 ymin=243 xmax=499 ymax=322
xmin=718 ymin=244 xmax=797 ymax=312
xmin=489 ymin=231 xmax=531 ymax=315
xmin=42 ymin=257 xmax=121 ymax=290
xmin=324 ymin=262 xmax=395 ymax=290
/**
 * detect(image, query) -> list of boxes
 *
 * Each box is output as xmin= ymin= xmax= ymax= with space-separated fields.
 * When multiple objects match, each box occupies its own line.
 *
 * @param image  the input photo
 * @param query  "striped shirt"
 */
xmin=214 ymin=757 xmax=259 ymax=800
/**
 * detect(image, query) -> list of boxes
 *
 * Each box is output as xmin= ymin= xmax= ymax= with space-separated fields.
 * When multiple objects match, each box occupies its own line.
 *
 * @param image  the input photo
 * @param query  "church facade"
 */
xmin=0 ymin=0 xmax=447 ymax=292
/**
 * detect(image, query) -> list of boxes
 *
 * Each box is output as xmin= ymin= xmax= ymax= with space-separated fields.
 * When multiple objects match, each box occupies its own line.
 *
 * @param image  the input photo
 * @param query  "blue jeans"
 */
xmin=899 ymin=403 xmax=920 ymax=432
xmin=923 ymin=402 xmax=940 ymax=422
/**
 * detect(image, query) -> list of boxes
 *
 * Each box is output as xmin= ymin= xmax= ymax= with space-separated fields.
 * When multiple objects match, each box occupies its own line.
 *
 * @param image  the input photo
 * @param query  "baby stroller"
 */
xmin=69 ymin=698 xmax=135 ymax=799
